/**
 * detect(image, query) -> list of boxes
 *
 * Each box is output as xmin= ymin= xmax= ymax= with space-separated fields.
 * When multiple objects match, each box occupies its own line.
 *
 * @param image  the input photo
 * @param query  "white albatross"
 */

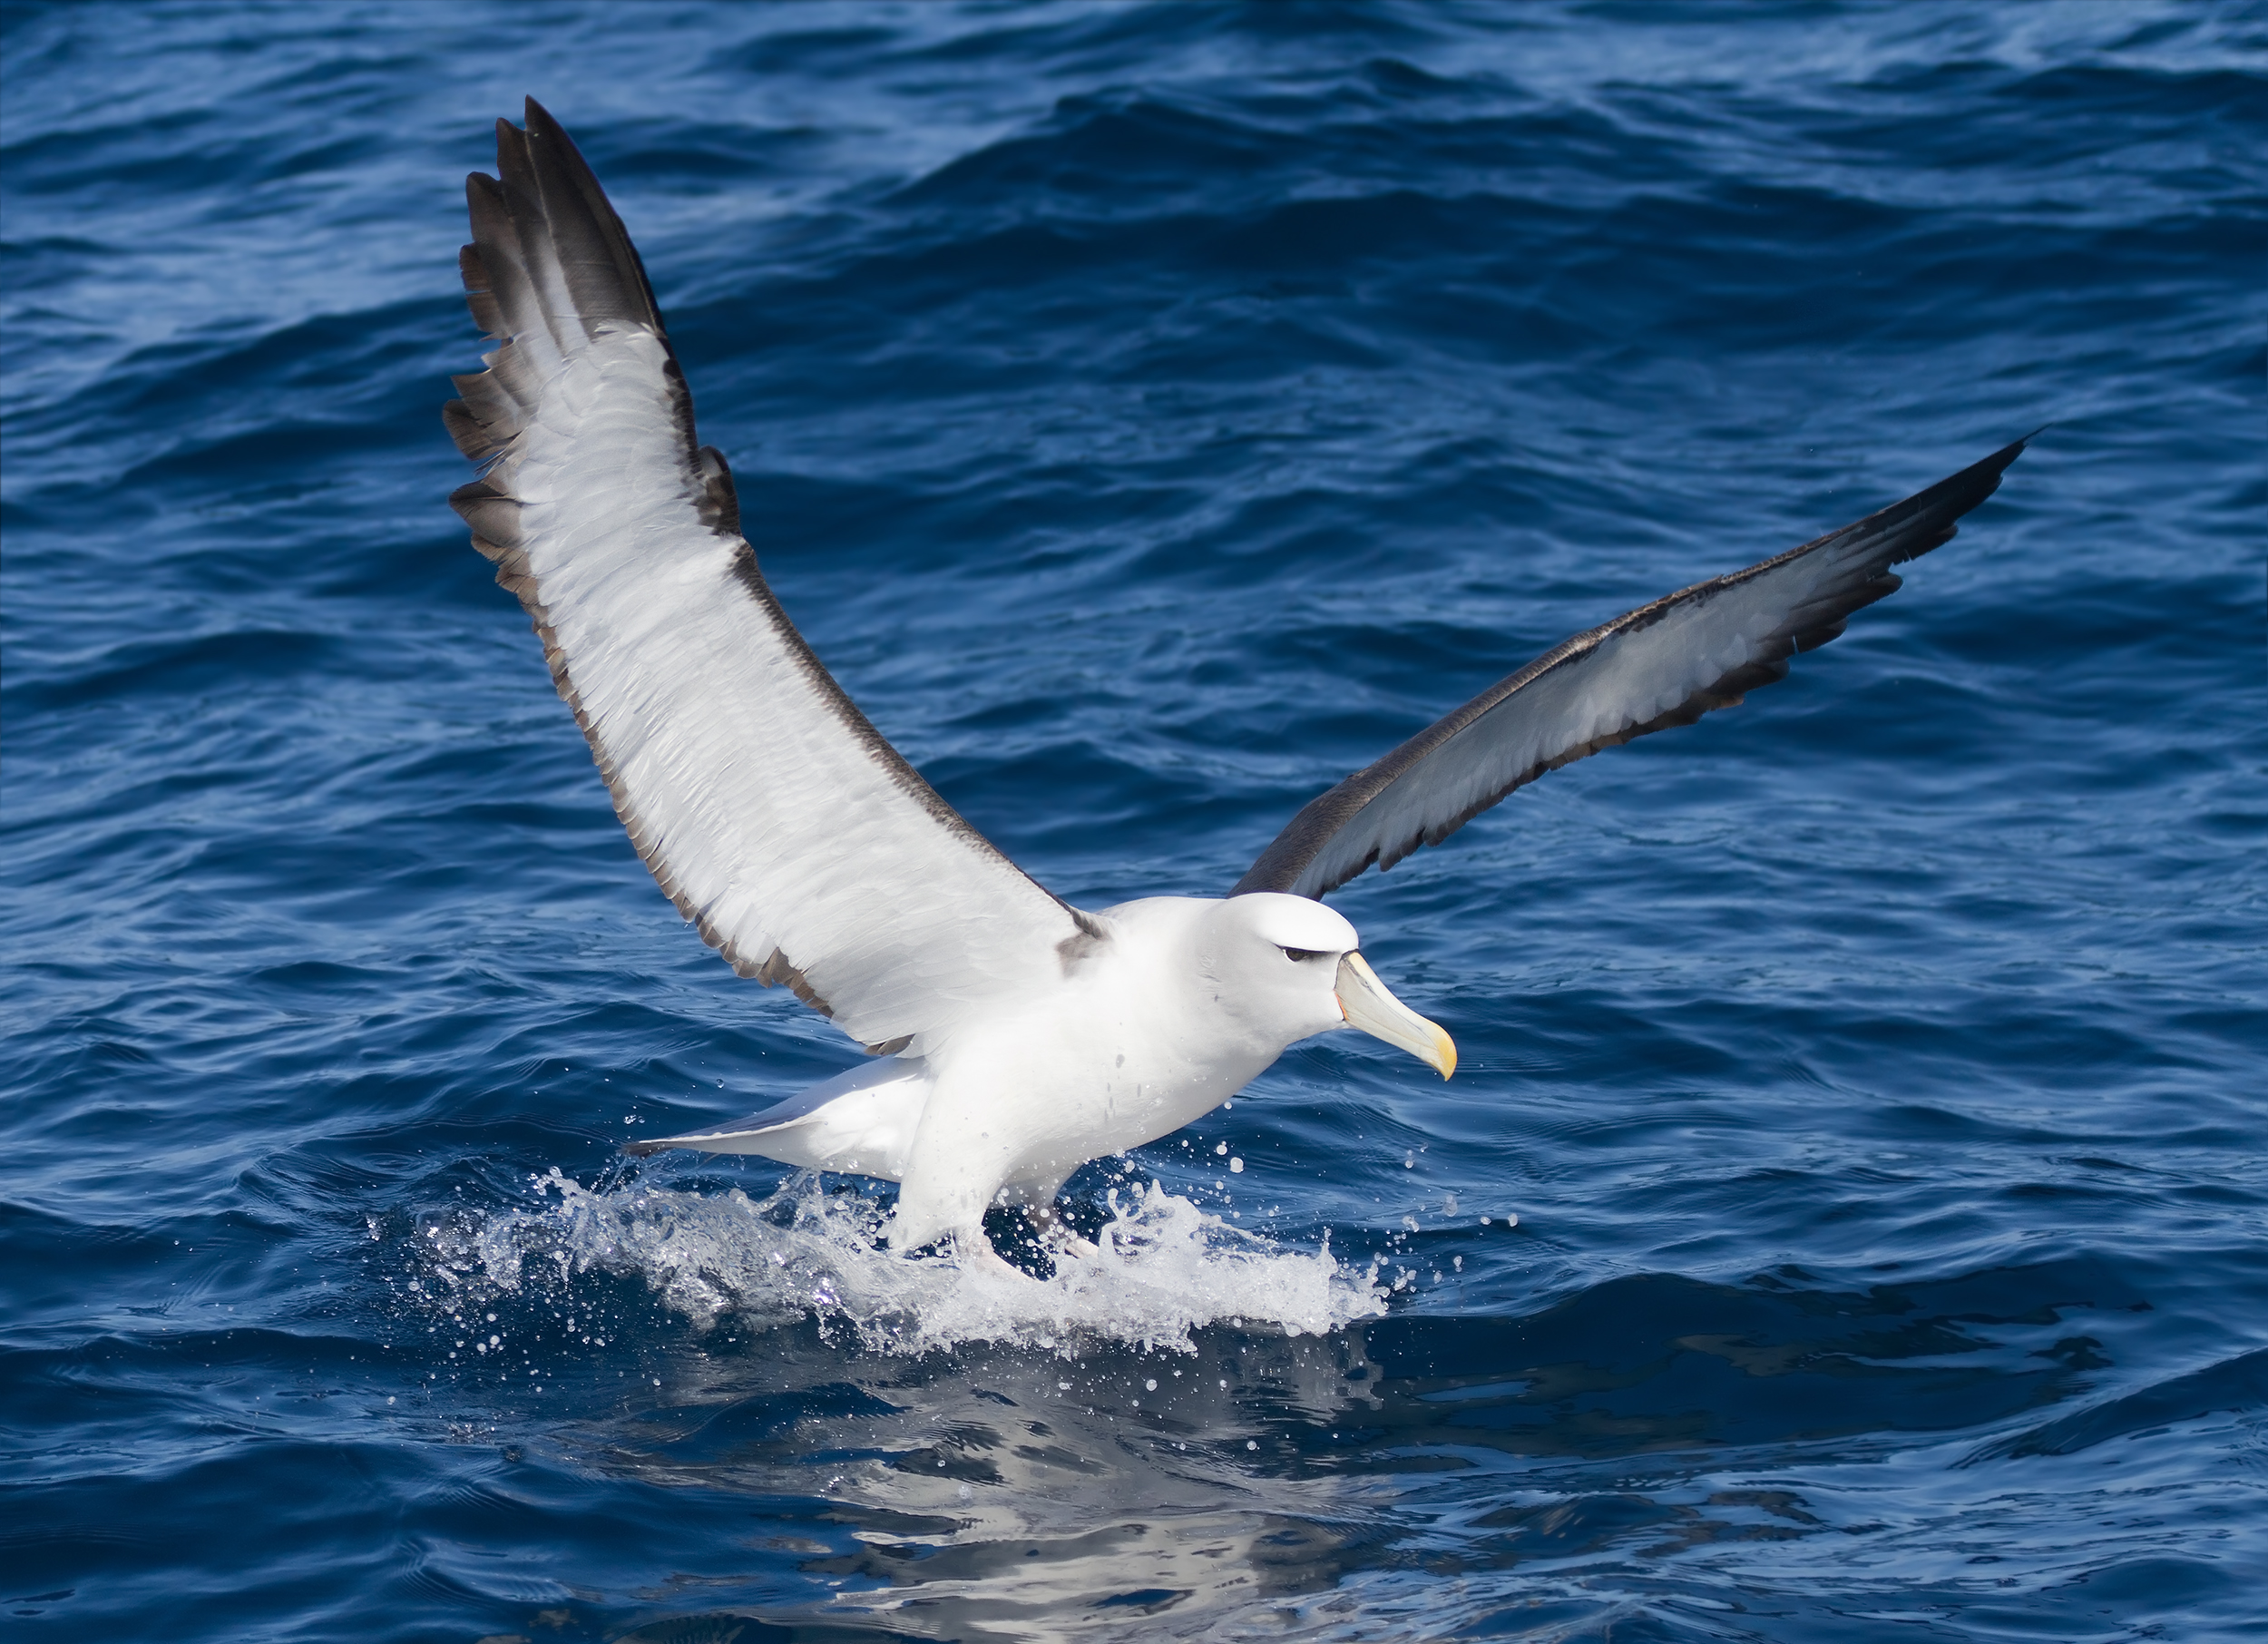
xmin=446 ymin=102 xmax=2028 ymax=1270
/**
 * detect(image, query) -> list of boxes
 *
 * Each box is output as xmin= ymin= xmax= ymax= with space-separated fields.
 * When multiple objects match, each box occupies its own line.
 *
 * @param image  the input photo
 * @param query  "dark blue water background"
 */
xmin=4 ymin=4 xmax=2263 ymax=1639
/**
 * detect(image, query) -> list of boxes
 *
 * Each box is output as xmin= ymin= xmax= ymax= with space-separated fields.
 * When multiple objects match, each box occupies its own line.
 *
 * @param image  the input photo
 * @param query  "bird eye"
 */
xmin=1280 ymin=946 xmax=1326 ymax=963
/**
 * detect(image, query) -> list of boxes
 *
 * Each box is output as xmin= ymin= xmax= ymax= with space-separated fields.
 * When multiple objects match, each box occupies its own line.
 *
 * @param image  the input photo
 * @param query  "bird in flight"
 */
xmin=446 ymin=101 xmax=2026 ymax=1273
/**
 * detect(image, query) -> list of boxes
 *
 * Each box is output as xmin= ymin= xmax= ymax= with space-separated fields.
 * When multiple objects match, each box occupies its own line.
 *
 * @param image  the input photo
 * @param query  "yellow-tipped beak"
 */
xmin=1335 ymin=952 xmax=1456 ymax=1079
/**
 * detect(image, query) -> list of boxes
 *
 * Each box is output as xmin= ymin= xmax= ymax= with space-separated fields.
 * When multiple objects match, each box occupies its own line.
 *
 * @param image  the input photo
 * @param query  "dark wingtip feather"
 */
xmin=446 ymin=99 xmax=704 ymax=529
xmin=517 ymin=96 xmax=666 ymax=337
xmin=1833 ymin=433 xmax=2028 ymax=571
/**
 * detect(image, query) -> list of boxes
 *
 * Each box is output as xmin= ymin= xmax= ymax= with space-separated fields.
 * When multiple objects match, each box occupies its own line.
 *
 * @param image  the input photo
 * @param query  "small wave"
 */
xmin=1969 ymin=1347 xmax=2268 ymax=1463
xmin=415 ymin=1169 xmax=1385 ymax=1355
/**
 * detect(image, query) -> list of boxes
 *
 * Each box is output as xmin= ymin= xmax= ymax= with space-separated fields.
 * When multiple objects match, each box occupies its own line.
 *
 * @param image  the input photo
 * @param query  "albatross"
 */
xmin=446 ymin=101 xmax=2028 ymax=1270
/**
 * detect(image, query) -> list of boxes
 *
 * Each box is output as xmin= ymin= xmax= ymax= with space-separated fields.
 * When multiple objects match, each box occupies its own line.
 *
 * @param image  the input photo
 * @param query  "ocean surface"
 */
xmin=3 ymin=4 xmax=2263 ymax=1639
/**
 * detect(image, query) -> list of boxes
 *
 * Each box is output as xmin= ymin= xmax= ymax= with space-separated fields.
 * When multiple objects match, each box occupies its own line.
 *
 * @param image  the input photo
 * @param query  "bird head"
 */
xmin=1207 ymin=893 xmax=1456 ymax=1078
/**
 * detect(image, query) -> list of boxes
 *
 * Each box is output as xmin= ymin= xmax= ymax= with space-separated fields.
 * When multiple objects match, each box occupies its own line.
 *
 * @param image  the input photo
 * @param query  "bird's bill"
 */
xmin=1335 ymin=952 xmax=1456 ymax=1079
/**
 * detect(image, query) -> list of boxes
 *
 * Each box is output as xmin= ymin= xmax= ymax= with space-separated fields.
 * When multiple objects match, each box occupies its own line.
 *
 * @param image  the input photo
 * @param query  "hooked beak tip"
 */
xmin=1334 ymin=952 xmax=1456 ymax=1080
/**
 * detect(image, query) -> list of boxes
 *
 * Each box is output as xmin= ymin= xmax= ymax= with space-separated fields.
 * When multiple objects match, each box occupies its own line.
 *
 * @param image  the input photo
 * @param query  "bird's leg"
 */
xmin=954 ymin=1230 xmax=1031 ymax=1282
xmin=1025 ymin=1200 xmax=1100 ymax=1261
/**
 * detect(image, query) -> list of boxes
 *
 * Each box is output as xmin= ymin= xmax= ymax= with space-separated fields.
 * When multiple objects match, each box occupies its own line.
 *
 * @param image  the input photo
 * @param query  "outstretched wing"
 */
xmin=1235 ymin=437 xmax=2029 ymax=901
xmin=447 ymin=99 xmax=1094 ymax=1057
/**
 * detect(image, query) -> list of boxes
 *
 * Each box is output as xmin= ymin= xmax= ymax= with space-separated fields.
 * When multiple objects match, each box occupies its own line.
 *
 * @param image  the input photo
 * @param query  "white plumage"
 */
xmin=448 ymin=102 xmax=2026 ymax=1267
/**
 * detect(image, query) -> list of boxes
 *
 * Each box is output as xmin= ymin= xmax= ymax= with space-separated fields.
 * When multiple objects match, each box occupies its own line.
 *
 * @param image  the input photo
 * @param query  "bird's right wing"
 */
xmin=447 ymin=100 xmax=1098 ymax=1058
xmin=1234 ymin=437 xmax=2029 ymax=900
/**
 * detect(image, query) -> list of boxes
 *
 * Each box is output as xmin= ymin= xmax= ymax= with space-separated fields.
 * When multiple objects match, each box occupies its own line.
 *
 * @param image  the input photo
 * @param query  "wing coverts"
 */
xmin=1236 ymin=437 xmax=2029 ymax=900
xmin=445 ymin=100 xmax=1090 ymax=1056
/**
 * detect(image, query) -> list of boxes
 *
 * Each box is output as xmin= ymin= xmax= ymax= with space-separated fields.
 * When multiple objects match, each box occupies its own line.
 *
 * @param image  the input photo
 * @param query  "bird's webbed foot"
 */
xmin=953 ymin=1231 xmax=1034 ymax=1282
xmin=1024 ymin=1201 xmax=1100 ymax=1262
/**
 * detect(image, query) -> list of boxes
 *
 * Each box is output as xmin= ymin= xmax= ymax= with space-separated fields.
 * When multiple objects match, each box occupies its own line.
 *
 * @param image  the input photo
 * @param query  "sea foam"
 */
xmin=417 ymin=1168 xmax=1385 ymax=1355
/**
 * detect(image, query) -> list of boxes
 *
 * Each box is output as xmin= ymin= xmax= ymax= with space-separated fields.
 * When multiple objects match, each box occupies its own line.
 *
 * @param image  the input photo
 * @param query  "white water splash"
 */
xmin=420 ymin=1169 xmax=1384 ymax=1355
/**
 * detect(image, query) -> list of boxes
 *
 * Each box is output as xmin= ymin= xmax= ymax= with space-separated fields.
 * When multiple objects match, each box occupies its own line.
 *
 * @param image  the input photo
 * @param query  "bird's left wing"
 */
xmin=447 ymin=100 xmax=1095 ymax=1058
xmin=1235 ymin=437 xmax=2028 ymax=901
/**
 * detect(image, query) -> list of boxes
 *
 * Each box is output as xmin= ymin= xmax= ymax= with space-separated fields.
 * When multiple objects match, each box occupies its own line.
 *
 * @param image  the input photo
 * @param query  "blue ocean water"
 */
xmin=3 ymin=2 xmax=2263 ymax=1638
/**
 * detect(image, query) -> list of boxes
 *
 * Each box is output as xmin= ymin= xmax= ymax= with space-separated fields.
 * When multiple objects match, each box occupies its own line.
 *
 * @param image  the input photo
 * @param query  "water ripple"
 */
xmin=4 ymin=3 xmax=2263 ymax=1639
